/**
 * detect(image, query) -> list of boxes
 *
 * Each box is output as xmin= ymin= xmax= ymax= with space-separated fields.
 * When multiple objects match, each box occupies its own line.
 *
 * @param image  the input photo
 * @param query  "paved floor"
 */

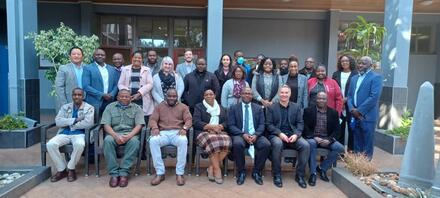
xmin=0 ymin=115 xmax=438 ymax=198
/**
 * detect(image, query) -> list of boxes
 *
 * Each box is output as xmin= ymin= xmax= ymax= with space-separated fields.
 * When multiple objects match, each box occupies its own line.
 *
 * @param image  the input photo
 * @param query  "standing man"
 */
xmin=176 ymin=49 xmax=196 ymax=79
xmin=182 ymin=58 xmax=220 ymax=114
xmin=82 ymin=48 xmax=119 ymax=118
xmin=347 ymin=56 xmax=383 ymax=160
xmin=101 ymin=89 xmax=145 ymax=188
xmin=228 ymin=87 xmax=271 ymax=185
xmin=55 ymin=47 xmax=85 ymax=112
xmin=149 ymin=89 xmax=192 ymax=186
xmin=144 ymin=49 xmax=161 ymax=76
xmin=266 ymin=85 xmax=310 ymax=188
xmin=47 ymin=88 xmax=94 ymax=182
xmin=112 ymin=53 xmax=125 ymax=74
xmin=303 ymin=91 xmax=344 ymax=186
xmin=233 ymin=50 xmax=253 ymax=85
xmin=299 ymin=57 xmax=317 ymax=79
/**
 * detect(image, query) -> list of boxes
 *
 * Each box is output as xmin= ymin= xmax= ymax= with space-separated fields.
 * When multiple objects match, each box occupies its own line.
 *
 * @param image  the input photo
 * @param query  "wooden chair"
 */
xmin=146 ymin=128 xmax=194 ymax=176
xmin=92 ymin=125 xmax=146 ymax=177
xmin=40 ymin=122 xmax=97 ymax=176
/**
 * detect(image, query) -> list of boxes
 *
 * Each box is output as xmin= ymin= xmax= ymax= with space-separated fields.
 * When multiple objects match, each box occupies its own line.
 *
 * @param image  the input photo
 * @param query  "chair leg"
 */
xmin=41 ymin=151 xmax=46 ymax=166
xmin=85 ymin=143 xmax=89 ymax=177
xmin=147 ymin=154 xmax=152 ymax=176
xmin=223 ymin=158 xmax=228 ymax=177
xmin=195 ymin=150 xmax=200 ymax=177
xmin=95 ymin=142 xmax=99 ymax=177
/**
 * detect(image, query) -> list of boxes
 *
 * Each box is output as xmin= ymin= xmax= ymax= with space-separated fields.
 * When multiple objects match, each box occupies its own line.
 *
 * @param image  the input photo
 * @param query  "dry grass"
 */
xmin=342 ymin=152 xmax=377 ymax=177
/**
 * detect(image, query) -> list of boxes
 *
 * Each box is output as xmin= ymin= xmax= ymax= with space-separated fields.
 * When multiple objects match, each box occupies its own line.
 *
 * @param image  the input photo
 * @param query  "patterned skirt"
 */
xmin=196 ymin=131 xmax=232 ymax=156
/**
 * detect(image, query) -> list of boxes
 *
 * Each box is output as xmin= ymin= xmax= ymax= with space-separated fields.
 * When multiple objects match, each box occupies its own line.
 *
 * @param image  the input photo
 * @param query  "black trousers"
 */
xmin=231 ymin=135 xmax=271 ymax=175
xmin=270 ymin=136 xmax=310 ymax=177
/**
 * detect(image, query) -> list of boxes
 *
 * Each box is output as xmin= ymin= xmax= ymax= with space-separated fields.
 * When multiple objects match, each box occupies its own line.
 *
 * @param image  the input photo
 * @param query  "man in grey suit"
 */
xmin=176 ymin=49 xmax=195 ymax=79
xmin=55 ymin=47 xmax=85 ymax=112
xmin=82 ymin=48 xmax=119 ymax=118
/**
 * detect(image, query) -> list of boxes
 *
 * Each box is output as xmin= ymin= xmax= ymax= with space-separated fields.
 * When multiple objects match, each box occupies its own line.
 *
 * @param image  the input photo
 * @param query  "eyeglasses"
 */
xmin=305 ymin=61 xmax=314 ymax=63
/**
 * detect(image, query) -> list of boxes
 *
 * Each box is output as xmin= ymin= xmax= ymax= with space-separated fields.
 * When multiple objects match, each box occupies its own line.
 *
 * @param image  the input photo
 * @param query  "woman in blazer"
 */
xmin=281 ymin=60 xmax=309 ymax=109
xmin=332 ymin=55 xmax=357 ymax=150
xmin=118 ymin=51 xmax=154 ymax=123
xmin=151 ymin=56 xmax=184 ymax=105
xmin=251 ymin=57 xmax=282 ymax=108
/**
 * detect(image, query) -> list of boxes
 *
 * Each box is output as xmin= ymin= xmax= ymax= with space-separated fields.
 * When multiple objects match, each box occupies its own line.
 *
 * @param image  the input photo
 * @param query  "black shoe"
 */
xmin=273 ymin=175 xmax=283 ymax=188
xmin=295 ymin=175 xmax=307 ymax=188
xmin=236 ymin=172 xmax=246 ymax=185
xmin=316 ymin=166 xmax=329 ymax=182
xmin=252 ymin=172 xmax=263 ymax=185
xmin=308 ymin=174 xmax=316 ymax=186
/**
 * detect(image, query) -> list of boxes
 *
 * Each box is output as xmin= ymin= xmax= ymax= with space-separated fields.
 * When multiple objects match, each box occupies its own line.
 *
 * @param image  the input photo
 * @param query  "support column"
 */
xmin=6 ymin=0 xmax=39 ymax=121
xmin=326 ymin=10 xmax=340 ymax=75
xmin=379 ymin=0 xmax=413 ymax=129
xmin=206 ymin=0 xmax=223 ymax=72
xmin=435 ymin=23 xmax=440 ymax=118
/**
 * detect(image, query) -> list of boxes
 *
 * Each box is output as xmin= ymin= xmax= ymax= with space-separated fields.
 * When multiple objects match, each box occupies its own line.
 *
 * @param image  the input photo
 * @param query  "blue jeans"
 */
xmin=351 ymin=119 xmax=376 ymax=159
xmin=306 ymin=139 xmax=344 ymax=173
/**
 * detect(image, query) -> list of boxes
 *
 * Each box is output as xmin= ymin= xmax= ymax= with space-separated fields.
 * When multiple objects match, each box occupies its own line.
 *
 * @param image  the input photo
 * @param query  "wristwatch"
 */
xmin=182 ymin=126 xmax=189 ymax=131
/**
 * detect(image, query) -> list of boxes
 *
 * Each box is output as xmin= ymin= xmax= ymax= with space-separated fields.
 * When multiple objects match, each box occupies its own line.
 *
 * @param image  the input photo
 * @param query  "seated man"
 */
xmin=303 ymin=91 xmax=344 ymax=185
xmin=101 ymin=89 xmax=145 ymax=188
xmin=47 ymin=88 xmax=94 ymax=182
xmin=149 ymin=88 xmax=192 ymax=186
xmin=266 ymin=85 xmax=310 ymax=188
xmin=228 ymin=87 xmax=270 ymax=186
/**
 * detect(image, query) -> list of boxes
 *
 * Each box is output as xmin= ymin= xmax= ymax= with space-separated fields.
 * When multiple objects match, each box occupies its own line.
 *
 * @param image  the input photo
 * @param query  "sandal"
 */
xmin=207 ymin=168 xmax=215 ymax=182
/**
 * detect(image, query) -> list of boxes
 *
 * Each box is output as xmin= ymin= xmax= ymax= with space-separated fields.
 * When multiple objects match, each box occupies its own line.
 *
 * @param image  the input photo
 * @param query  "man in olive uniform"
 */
xmin=101 ymin=89 xmax=145 ymax=188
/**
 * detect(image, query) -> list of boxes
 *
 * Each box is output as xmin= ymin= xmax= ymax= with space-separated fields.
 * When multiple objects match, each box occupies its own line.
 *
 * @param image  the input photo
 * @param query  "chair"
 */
xmin=40 ymin=122 xmax=97 ymax=176
xmin=92 ymin=125 xmax=146 ymax=177
xmin=194 ymin=146 xmax=228 ymax=177
xmin=146 ymin=128 xmax=194 ymax=176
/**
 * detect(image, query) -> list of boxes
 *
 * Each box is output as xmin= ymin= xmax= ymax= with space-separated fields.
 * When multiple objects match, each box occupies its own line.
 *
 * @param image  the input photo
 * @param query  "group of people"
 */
xmin=45 ymin=47 xmax=383 ymax=189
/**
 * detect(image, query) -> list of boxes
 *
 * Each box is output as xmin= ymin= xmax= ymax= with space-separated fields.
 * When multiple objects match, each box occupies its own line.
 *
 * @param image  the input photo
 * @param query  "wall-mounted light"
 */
xmin=419 ymin=0 xmax=433 ymax=6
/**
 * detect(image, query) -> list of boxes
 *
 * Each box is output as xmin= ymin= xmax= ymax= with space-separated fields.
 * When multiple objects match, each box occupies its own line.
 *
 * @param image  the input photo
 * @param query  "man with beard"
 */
xmin=144 ymin=49 xmax=161 ymax=76
xmin=279 ymin=59 xmax=289 ymax=76
xmin=149 ymin=89 xmax=192 ymax=186
xmin=182 ymin=57 xmax=220 ymax=114
xmin=176 ymin=49 xmax=196 ymax=78
xmin=299 ymin=57 xmax=317 ymax=79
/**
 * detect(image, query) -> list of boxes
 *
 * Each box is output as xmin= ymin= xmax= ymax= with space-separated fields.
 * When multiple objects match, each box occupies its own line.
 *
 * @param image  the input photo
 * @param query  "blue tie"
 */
xmin=244 ymin=104 xmax=250 ymax=133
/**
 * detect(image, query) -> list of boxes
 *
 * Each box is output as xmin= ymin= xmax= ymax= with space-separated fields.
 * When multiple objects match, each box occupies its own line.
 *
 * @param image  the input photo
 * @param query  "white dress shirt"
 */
xmin=97 ymin=63 xmax=109 ymax=94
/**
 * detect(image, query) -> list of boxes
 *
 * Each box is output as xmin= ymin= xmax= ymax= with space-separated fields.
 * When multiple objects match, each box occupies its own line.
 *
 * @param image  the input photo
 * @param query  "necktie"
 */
xmin=244 ymin=104 xmax=255 ymax=159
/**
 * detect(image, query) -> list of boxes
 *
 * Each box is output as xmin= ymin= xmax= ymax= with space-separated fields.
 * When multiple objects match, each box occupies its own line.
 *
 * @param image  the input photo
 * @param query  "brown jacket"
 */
xmin=149 ymin=102 xmax=192 ymax=131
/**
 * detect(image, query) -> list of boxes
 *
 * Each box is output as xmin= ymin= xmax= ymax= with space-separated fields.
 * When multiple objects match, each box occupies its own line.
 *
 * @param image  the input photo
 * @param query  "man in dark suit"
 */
xmin=347 ymin=56 xmax=383 ymax=160
xmin=82 ymin=48 xmax=119 ymax=118
xmin=303 ymin=91 xmax=344 ymax=186
xmin=228 ymin=87 xmax=270 ymax=186
xmin=266 ymin=85 xmax=310 ymax=188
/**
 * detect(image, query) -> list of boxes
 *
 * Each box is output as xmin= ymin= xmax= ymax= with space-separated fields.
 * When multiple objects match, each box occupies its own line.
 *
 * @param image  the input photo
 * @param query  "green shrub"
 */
xmin=386 ymin=111 xmax=412 ymax=139
xmin=0 ymin=115 xmax=27 ymax=130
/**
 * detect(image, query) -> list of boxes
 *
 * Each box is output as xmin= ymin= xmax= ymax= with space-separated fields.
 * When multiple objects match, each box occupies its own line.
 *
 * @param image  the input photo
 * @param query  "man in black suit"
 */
xmin=303 ymin=91 xmax=345 ymax=185
xmin=266 ymin=85 xmax=310 ymax=188
xmin=228 ymin=87 xmax=271 ymax=186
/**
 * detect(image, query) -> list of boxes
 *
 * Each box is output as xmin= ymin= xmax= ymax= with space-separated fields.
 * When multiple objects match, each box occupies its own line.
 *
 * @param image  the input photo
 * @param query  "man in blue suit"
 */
xmin=347 ymin=56 xmax=383 ymax=160
xmin=83 ymin=48 xmax=119 ymax=119
xmin=228 ymin=87 xmax=271 ymax=186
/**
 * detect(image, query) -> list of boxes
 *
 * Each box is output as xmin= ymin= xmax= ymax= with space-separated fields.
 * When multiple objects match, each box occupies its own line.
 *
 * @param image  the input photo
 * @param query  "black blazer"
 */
xmin=265 ymin=102 xmax=304 ymax=138
xmin=302 ymin=106 xmax=340 ymax=141
xmin=332 ymin=70 xmax=357 ymax=97
xmin=228 ymin=102 xmax=265 ymax=137
xmin=182 ymin=71 xmax=220 ymax=108
xmin=193 ymin=103 xmax=228 ymax=138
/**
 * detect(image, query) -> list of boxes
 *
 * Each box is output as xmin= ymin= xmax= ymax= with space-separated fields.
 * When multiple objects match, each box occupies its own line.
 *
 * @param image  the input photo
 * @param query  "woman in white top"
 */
xmin=332 ymin=55 xmax=358 ymax=151
xmin=152 ymin=56 xmax=184 ymax=105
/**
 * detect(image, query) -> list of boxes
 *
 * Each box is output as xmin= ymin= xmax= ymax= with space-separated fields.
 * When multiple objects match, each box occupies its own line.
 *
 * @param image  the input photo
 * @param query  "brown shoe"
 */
xmin=119 ymin=176 xmax=129 ymax=187
xmin=176 ymin=175 xmax=185 ymax=186
xmin=67 ymin=169 xmax=77 ymax=182
xmin=150 ymin=175 xmax=165 ymax=186
xmin=50 ymin=169 xmax=67 ymax=182
xmin=109 ymin=176 xmax=119 ymax=188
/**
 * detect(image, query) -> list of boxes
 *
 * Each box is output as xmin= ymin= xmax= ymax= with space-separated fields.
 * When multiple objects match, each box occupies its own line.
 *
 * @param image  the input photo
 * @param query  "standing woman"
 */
xmin=307 ymin=65 xmax=343 ymax=115
xmin=152 ymin=56 xmax=184 ymax=104
xmin=282 ymin=60 xmax=309 ymax=109
xmin=194 ymin=89 xmax=231 ymax=184
xmin=220 ymin=66 xmax=249 ymax=109
xmin=251 ymin=57 xmax=282 ymax=108
xmin=214 ymin=54 xmax=233 ymax=103
xmin=118 ymin=51 xmax=154 ymax=123
xmin=332 ymin=55 xmax=357 ymax=150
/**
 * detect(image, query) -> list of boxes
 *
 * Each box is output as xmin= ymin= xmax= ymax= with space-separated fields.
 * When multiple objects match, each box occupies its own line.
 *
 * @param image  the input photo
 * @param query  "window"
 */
xmin=410 ymin=25 xmax=435 ymax=54
xmin=100 ymin=16 xmax=133 ymax=47
xmin=173 ymin=19 xmax=204 ymax=48
xmin=137 ymin=17 xmax=169 ymax=48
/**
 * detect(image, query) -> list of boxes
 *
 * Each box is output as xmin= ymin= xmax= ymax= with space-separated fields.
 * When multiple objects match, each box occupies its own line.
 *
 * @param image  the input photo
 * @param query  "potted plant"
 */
xmin=0 ymin=115 xmax=42 ymax=148
xmin=375 ymin=111 xmax=412 ymax=155
xmin=339 ymin=15 xmax=386 ymax=66
xmin=26 ymin=22 xmax=99 ymax=95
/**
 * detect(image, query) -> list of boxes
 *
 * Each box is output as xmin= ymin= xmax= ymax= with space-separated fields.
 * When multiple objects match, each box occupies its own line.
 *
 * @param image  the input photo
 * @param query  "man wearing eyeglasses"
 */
xmin=299 ymin=57 xmax=317 ymax=79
